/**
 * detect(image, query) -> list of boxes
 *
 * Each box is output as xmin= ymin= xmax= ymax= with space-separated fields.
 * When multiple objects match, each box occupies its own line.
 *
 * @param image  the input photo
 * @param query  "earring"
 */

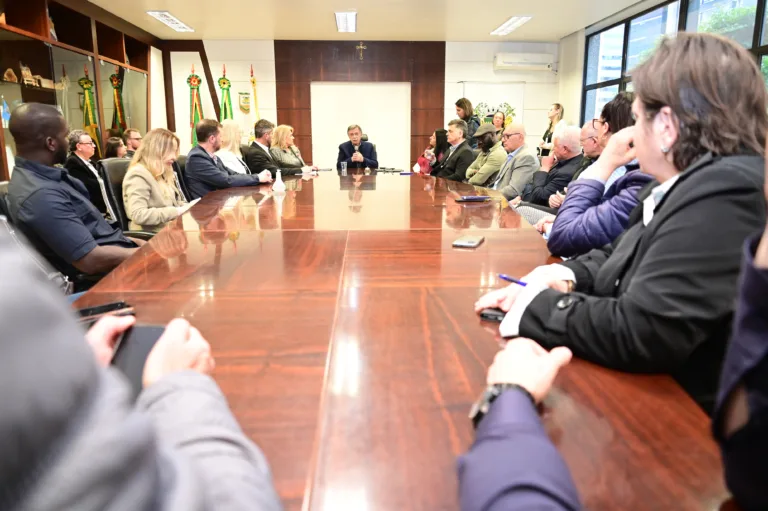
xmin=661 ymin=146 xmax=670 ymax=154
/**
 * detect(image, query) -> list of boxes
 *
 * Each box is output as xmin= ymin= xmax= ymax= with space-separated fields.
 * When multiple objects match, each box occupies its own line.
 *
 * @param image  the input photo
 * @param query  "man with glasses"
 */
xmin=123 ymin=129 xmax=143 ymax=158
xmin=490 ymin=123 xmax=539 ymax=201
xmin=64 ymin=130 xmax=117 ymax=220
xmin=572 ymin=121 xmax=602 ymax=181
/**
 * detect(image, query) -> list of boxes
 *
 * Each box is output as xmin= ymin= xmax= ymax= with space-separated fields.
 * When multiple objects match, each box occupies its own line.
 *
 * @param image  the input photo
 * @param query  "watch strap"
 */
xmin=469 ymin=383 xmax=536 ymax=430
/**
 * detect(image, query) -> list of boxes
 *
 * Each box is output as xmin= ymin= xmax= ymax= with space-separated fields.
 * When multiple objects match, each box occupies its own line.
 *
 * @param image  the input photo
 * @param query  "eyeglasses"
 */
xmin=130 ymin=137 xmax=142 ymax=141
xmin=502 ymin=132 xmax=523 ymax=139
xmin=580 ymin=136 xmax=597 ymax=144
xmin=78 ymin=141 xmax=96 ymax=147
xmin=591 ymin=118 xmax=606 ymax=131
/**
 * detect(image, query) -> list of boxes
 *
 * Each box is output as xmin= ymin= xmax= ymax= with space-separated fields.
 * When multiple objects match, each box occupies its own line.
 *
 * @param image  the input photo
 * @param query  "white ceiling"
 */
xmin=90 ymin=0 xmax=640 ymax=42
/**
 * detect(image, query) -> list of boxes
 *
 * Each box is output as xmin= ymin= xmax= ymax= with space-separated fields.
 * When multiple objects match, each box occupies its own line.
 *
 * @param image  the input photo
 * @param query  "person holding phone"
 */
xmin=0 ymin=229 xmax=282 ymax=510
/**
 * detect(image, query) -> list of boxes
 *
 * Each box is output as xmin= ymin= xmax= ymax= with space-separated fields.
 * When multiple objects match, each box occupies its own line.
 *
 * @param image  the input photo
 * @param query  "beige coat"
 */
xmin=466 ymin=141 xmax=508 ymax=187
xmin=123 ymin=164 xmax=186 ymax=232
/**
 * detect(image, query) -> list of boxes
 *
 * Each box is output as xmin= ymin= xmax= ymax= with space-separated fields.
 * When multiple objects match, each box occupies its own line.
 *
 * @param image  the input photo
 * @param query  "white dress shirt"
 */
xmin=76 ymin=154 xmax=117 ymax=221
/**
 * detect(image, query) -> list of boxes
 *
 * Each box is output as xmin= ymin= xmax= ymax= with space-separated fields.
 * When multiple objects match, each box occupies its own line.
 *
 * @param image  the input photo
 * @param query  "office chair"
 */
xmin=99 ymin=158 xmax=155 ymax=240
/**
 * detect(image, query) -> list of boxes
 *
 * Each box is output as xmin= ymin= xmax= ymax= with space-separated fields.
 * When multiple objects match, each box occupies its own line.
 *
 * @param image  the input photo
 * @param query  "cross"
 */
xmin=356 ymin=42 xmax=367 ymax=61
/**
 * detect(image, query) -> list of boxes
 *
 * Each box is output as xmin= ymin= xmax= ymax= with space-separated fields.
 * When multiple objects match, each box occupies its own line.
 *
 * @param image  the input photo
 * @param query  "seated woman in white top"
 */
xmin=215 ymin=120 xmax=251 ymax=175
xmin=122 ymin=129 xmax=188 ymax=232
xmin=269 ymin=125 xmax=316 ymax=172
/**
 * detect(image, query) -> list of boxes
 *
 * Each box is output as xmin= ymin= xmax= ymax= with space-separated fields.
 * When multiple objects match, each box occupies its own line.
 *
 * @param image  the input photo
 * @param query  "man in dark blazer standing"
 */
xmin=435 ymin=119 xmax=475 ymax=182
xmin=186 ymin=120 xmax=272 ymax=200
xmin=337 ymin=125 xmax=378 ymax=170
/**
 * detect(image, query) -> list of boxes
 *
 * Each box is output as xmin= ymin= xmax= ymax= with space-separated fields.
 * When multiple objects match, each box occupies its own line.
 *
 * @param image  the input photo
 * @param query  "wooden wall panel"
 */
xmin=274 ymin=41 xmax=445 ymax=165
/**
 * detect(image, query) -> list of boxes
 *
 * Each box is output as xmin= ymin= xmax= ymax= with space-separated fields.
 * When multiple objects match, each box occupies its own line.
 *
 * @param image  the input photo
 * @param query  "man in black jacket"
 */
xmin=63 ymin=130 xmax=115 ymax=219
xmin=245 ymin=119 xmax=300 ymax=178
xmin=516 ymin=125 xmax=582 ymax=207
xmin=186 ymin=120 xmax=272 ymax=200
xmin=435 ymin=119 xmax=474 ymax=182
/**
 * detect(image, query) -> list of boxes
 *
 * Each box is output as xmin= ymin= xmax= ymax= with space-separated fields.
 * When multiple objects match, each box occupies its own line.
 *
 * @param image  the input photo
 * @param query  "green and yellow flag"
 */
xmin=187 ymin=65 xmax=204 ymax=145
xmin=218 ymin=65 xmax=234 ymax=121
xmin=109 ymin=67 xmax=127 ymax=135
xmin=78 ymin=66 xmax=102 ymax=158
xmin=250 ymin=64 xmax=260 ymax=121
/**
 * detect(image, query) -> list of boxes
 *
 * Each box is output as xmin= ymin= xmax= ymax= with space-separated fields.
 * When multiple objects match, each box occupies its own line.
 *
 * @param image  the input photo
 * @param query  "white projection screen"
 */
xmin=310 ymin=82 xmax=411 ymax=170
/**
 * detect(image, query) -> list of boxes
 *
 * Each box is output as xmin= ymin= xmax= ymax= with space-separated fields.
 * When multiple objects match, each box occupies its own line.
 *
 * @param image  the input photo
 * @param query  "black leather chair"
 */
xmin=0 ymin=181 xmax=10 ymax=220
xmin=174 ymin=155 xmax=192 ymax=199
xmin=99 ymin=158 xmax=154 ymax=240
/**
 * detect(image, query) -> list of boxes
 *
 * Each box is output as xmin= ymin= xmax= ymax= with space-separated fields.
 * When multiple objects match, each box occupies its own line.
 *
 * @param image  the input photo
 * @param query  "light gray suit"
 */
xmin=0 ymin=230 xmax=282 ymax=511
xmin=492 ymin=144 xmax=540 ymax=200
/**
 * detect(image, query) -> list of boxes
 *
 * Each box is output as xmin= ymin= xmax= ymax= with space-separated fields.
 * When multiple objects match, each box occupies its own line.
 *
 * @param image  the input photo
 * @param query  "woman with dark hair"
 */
xmin=416 ymin=129 xmax=449 ymax=174
xmin=537 ymin=92 xmax=654 ymax=257
xmin=104 ymin=137 xmax=127 ymax=159
xmin=475 ymin=33 xmax=768 ymax=414
xmin=456 ymin=98 xmax=482 ymax=149
xmin=538 ymin=103 xmax=565 ymax=157
xmin=491 ymin=111 xmax=506 ymax=134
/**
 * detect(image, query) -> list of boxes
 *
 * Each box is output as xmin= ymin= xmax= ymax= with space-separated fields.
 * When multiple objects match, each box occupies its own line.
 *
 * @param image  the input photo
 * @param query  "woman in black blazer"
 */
xmin=475 ymin=33 xmax=768 ymax=414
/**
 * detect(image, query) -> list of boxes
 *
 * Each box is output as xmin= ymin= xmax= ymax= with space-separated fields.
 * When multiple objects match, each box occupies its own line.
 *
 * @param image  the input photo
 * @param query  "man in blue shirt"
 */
xmin=7 ymin=104 xmax=140 ymax=287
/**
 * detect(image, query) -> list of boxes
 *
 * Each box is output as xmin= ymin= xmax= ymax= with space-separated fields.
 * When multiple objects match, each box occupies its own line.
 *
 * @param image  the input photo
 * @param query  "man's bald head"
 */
xmin=501 ymin=122 xmax=526 ymax=153
xmin=9 ymin=103 xmax=69 ymax=166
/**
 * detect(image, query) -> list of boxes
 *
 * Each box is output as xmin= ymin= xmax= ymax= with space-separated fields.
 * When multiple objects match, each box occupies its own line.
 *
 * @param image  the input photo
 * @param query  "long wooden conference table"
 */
xmin=76 ymin=171 xmax=730 ymax=510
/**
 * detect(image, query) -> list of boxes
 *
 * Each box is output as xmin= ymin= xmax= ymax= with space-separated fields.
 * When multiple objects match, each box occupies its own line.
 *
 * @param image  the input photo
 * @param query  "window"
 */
xmin=586 ymin=24 xmax=625 ymax=85
xmin=627 ymin=2 xmax=680 ymax=73
xmin=686 ymin=0 xmax=758 ymax=47
xmin=761 ymin=55 xmax=768 ymax=87
xmin=584 ymin=85 xmax=620 ymax=122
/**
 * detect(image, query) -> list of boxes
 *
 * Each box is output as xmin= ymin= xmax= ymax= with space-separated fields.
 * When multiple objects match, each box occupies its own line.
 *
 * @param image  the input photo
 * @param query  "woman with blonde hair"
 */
xmin=539 ymin=103 xmax=565 ymax=157
xmin=122 ymin=128 xmax=188 ymax=232
xmin=270 ymin=125 xmax=316 ymax=172
xmin=216 ymin=119 xmax=251 ymax=174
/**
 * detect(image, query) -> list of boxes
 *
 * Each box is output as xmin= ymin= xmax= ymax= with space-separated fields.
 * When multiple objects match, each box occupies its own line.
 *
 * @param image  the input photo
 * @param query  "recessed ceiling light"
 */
xmin=146 ymin=11 xmax=195 ymax=33
xmin=491 ymin=16 xmax=533 ymax=36
xmin=335 ymin=11 xmax=357 ymax=33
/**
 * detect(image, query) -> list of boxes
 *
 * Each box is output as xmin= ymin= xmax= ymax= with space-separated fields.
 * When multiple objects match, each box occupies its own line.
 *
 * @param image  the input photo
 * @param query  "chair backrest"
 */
xmin=99 ymin=158 xmax=131 ymax=231
xmin=361 ymin=134 xmax=369 ymax=142
xmin=0 ymin=181 xmax=10 ymax=222
xmin=174 ymin=155 xmax=191 ymax=200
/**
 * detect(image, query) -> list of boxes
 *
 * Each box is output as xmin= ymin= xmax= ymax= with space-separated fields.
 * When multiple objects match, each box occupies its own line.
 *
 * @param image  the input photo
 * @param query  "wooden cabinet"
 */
xmin=0 ymin=0 xmax=156 ymax=179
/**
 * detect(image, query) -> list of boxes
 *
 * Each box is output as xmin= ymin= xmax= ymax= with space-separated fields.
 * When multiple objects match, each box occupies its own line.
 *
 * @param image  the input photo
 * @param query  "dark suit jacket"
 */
xmin=245 ymin=142 xmax=300 ymax=178
xmin=519 ymin=153 xmax=766 ymax=413
xmin=523 ymin=154 xmax=582 ymax=206
xmin=434 ymin=141 xmax=474 ymax=182
xmin=63 ymin=154 xmax=107 ymax=215
xmin=185 ymin=145 xmax=263 ymax=200
xmin=336 ymin=141 xmax=378 ymax=170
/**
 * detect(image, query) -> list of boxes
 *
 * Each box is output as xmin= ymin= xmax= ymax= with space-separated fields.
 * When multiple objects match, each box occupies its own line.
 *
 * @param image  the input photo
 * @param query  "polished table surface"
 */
xmin=77 ymin=171 xmax=729 ymax=510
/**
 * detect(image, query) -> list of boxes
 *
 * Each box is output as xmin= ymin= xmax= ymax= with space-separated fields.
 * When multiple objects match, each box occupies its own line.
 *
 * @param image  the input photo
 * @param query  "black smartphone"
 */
xmin=111 ymin=325 xmax=165 ymax=400
xmin=480 ymin=308 xmax=506 ymax=322
xmin=456 ymin=196 xmax=492 ymax=203
xmin=77 ymin=301 xmax=133 ymax=320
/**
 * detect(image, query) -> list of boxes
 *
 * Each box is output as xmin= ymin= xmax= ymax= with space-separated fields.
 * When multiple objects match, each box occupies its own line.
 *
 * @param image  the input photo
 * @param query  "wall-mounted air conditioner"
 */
xmin=493 ymin=53 xmax=555 ymax=72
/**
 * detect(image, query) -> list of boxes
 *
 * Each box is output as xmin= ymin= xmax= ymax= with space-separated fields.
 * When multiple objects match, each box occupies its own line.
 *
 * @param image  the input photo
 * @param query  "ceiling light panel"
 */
xmin=147 ymin=11 xmax=195 ymax=33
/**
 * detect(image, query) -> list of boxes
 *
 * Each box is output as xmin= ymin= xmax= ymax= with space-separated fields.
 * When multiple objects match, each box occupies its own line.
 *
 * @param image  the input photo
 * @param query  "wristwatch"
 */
xmin=469 ymin=383 xmax=536 ymax=430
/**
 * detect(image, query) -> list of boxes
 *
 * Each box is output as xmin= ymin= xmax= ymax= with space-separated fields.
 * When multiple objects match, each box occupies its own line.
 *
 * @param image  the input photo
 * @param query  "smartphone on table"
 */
xmin=455 ymin=196 xmax=491 ymax=203
xmin=77 ymin=301 xmax=134 ymax=322
xmin=452 ymin=236 xmax=485 ymax=249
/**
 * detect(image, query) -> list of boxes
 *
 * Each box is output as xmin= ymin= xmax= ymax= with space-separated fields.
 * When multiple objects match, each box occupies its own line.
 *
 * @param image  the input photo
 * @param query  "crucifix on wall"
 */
xmin=356 ymin=42 xmax=367 ymax=61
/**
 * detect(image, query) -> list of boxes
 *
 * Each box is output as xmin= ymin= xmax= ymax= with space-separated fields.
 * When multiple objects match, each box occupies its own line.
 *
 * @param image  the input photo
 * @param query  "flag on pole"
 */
xmin=78 ymin=65 xmax=102 ymax=158
xmin=109 ymin=67 xmax=127 ymax=135
xmin=250 ymin=65 xmax=260 ymax=121
xmin=218 ymin=65 xmax=234 ymax=121
xmin=187 ymin=65 xmax=204 ymax=145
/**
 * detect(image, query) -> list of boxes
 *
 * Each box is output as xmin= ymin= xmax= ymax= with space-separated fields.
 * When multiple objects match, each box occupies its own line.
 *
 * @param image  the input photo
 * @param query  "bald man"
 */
xmin=571 ymin=121 xmax=603 ymax=182
xmin=7 ymin=103 xmax=140 ymax=289
xmin=490 ymin=123 xmax=540 ymax=201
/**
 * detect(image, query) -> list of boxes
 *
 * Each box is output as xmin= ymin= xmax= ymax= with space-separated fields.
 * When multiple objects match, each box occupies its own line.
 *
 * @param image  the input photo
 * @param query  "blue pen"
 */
xmin=400 ymin=172 xmax=414 ymax=175
xmin=498 ymin=274 xmax=527 ymax=287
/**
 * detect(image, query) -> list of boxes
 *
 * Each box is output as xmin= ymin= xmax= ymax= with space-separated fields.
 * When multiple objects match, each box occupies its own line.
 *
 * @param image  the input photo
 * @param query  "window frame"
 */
xmin=580 ymin=0 xmax=768 ymax=124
